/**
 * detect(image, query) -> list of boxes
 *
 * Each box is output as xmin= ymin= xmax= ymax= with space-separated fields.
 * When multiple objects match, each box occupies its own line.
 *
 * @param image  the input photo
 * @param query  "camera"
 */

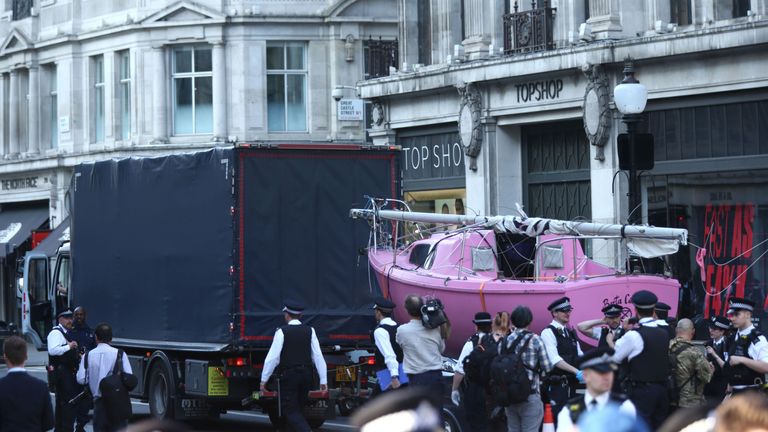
xmin=421 ymin=298 xmax=447 ymax=329
xmin=332 ymin=87 xmax=344 ymax=102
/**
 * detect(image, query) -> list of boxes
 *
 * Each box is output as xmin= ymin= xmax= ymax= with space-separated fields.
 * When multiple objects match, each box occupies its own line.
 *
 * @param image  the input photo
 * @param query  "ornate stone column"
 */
xmin=151 ymin=45 xmax=168 ymax=143
xmin=9 ymin=69 xmax=19 ymax=156
xmin=28 ymin=64 xmax=40 ymax=154
xmin=586 ymin=0 xmax=623 ymax=39
xmin=211 ymin=40 xmax=227 ymax=142
xmin=0 ymin=74 xmax=6 ymax=156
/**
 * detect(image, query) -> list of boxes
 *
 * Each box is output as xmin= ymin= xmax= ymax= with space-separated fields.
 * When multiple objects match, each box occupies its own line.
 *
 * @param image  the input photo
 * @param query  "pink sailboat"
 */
xmin=351 ymin=199 xmax=689 ymax=356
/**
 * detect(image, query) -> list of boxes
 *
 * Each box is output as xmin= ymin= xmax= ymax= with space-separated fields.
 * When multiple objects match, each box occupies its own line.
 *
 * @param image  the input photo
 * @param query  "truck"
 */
xmin=20 ymin=145 xmax=400 ymax=427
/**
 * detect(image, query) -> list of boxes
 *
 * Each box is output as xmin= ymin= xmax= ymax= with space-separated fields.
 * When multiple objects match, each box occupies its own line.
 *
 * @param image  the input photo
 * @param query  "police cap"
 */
xmin=601 ymin=304 xmax=622 ymax=318
xmin=727 ymin=297 xmax=755 ymax=314
xmin=372 ymin=297 xmax=396 ymax=312
xmin=708 ymin=315 xmax=730 ymax=330
xmin=630 ymin=290 xmax=658 ymax=310
xmin=472 ymin=312 xmax=492 ymax=325
xmin=282 ymin=302 xmax=305 ymax=315
xmin=576 ymin=347 xmax=617 ymax=373
xmin=57 ymin=309 xmax=74 ymax=319
xmin=655 ymin=302 xmax=671 ymax=312
xmin=547 ymin=296 xmax=573 ymax=313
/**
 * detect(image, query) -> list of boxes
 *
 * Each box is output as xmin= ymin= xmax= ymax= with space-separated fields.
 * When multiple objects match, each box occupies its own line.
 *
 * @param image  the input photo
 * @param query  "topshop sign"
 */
xmin=400 ymin=131 xmax=466 ymax=187
xmin=404 ymin=141 xmax=464 ymax=172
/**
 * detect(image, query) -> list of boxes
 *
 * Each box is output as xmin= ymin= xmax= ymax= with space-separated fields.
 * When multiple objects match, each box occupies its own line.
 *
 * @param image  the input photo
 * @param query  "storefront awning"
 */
xmin=31 ymin=217 xmax=69 ymax=258
xmin=0 ymin=207 xmax=49 ymax=257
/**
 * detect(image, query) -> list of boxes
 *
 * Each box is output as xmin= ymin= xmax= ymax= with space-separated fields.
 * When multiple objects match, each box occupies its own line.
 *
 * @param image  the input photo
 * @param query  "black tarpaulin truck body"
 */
xmin=71 ymin=146 xmax=399 ymax=351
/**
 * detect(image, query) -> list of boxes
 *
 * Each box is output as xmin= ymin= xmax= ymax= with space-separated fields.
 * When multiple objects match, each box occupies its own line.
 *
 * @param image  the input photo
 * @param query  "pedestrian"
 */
xmin=713 ymin=391 xmax=768 ymax=432
xmin=540 ymin=297 xmax=584 ymax=422
xmin=0 ymin=335 xmax=55 ymax=431
xmin=48 ymin=309 xmax=79 ymax=432
xmin=396 ymin=294 xmax=449 ymax=411
xmin=503 ymin=305 xmax=552 ymax=432
xmin=260 ymin=302 xmax=328 ymax=432
xmin=703 ymin=316 xmax=730 ymax=402
xmin=668 ymin=318 xmax=712 ymax=409
xmin=717 ymin=297 xmax=768 ymax=393
xmin=611 ymin=290 xmax=671 ymax=430
xmin=555 ymin=348 xmax=636 ymax=432
xmin=76 ymin=323 xmax=133 ymax=432
xmin=370 ymin=297 xmax=404 ymax=394
xmin=576 ymin=303 xmax=625 ymax=349
xmin=70 ymin=306 xmax=96 ymax=432
xmin=452 ymin=311 xmax=493 ymax=432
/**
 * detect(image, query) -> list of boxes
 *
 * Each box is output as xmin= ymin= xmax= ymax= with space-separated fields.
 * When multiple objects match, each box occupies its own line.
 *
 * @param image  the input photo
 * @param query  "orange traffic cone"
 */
xmin=542 ymin=403 xmax=555 ymax=432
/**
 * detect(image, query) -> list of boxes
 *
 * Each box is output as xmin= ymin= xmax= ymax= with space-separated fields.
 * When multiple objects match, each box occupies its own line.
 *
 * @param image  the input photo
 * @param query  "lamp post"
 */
xmin=614 ymin=59 xmax=649 ymax=224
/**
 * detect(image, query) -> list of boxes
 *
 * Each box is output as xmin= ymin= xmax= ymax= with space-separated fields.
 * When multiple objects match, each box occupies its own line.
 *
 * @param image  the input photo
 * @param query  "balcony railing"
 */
xmin=12 ymin=0 xmax=32 ymax=21
xmin=503 ymin=1 xmax=555 ymax=55
xmin=364 ymin=37 xmax=398 ymax=80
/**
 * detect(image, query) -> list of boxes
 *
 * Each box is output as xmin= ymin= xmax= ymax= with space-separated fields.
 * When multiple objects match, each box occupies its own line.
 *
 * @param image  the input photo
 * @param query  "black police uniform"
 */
xmin=628 ymin=323 xmax=670 ymax=429
xmin=369 ymin=320 xmax=404 ymax=398
xmin=703 ymin=316 xmax=729 ymax=401
xmin=598 ymin=326 xmax=625 ymax=349
xmin=543 ymin=297 xmax=580 ymax=422
xmin=726 ymin=327 xmax=765 ymax=389
xmin=48 ymin=325 xmax=80 ymax=432
xmin=461 ymin=312 xmax=494 ymax=432
xmin=277 ymin=323 xmax=315 ymax=431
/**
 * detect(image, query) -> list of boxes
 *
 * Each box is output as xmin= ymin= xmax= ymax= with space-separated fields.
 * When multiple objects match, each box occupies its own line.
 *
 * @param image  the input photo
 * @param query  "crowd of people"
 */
xmin=352 ymin=290 xmax=768 ymax=432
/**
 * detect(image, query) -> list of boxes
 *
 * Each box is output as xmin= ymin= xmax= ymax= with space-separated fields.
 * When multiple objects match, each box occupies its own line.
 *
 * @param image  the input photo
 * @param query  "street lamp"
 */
xmin=614 ymin=58 xmax=650 ymax=224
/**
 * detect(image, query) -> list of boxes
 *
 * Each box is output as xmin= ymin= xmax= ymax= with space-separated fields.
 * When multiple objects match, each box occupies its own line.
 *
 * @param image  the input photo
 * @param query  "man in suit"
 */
xmin=0 ymin=335 xmax=55 ymax=431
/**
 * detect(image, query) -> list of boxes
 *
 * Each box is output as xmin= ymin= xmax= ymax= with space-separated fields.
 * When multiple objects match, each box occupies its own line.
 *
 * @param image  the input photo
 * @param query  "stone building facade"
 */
xmin=0 ymin=0 xmax=397 ymax=323
xmin=361 ymin=0 xmax=768 ymax=329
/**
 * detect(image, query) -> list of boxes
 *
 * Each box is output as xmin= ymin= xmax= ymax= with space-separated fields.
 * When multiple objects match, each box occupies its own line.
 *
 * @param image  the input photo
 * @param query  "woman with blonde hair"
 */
xmin=493 ymin=311 xmax=511 ymax=341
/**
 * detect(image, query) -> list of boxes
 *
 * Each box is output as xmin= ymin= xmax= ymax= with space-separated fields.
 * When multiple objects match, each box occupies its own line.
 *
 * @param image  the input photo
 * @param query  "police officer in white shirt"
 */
xmin=541 ymin=297 xmax=584 ymax=422
xmin=48 ymin=309 xmax=79 ymax=432
xmin=556 ymin=348 xmax=636 ymax=432
xmin=611 ymin=290 xmax=670 ymax=430
xmin=76 ymin=323 xmax=132 ymax=432
xmin=260 ymin=302 xmax=328 ymax=432
xmin=576 ymin=304 xmax=625 ymax=349
xmin=719 ymin=297 xmax=768 ymax=393
xmin=371 ymin=297 xmax=403 ymax=394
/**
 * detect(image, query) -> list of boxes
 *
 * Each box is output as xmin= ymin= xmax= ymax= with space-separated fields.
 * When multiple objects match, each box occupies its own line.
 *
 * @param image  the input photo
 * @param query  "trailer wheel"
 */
xmin=149 ymin=362 xmax=175 ymax=419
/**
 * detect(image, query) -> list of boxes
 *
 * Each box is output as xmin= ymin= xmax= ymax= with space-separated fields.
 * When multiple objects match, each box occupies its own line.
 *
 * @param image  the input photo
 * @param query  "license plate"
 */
xmin=335 ymin=365 xmax=357 ymax=382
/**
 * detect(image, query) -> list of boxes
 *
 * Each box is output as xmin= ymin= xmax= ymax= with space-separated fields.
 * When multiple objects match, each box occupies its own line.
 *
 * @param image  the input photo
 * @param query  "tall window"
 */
xmin=417 ymin=0 xmax=432 ymax=65
xmin=117 ymin=50 xmax=131 ymax=140
xmin=91 ymin=55 xmax=105 ymax=143
xmin=172 ymin=46 xmax=213 ymax=135
xmin=48 ymin=65 xmax=58 ymax=149
xmin=670 ymin=0 xmax=692 ymax=25
xmin=267 ymin=42 xmax=307 ymax=132
xmin=733 ymin=0 xmax=750 ymax=17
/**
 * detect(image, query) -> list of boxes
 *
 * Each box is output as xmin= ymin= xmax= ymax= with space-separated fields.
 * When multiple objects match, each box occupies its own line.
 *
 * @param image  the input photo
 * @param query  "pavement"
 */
xmin=26 ymin=341 xmax=49 ymax=366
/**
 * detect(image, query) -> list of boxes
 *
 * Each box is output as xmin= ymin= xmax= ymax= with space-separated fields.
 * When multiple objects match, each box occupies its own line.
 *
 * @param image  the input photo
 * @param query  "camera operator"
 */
xmin=395 ymin=294 xmax=450 ymax=411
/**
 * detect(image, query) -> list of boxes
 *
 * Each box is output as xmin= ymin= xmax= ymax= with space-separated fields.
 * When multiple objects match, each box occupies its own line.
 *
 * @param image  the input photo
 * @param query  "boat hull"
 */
xmin=369 ymin=250 xmax=679 ymax=357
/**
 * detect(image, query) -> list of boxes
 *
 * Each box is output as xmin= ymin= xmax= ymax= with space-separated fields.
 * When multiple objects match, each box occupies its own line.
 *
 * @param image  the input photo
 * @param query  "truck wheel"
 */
xmin=308 ymin=418 xmax=325 ymax=429
xmin=338 ymin=398 xmax=357 ymax=416
xmin=266 ymin=406 xmax=286 ymax=429
xmin=149 ymin=362 xmax=175 ymax=419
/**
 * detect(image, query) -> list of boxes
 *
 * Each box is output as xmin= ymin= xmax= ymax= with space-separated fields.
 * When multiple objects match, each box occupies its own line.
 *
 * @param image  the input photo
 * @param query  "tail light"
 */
xmin=226 ymin=357 xmax=248 ymax=367
xmin=366 ymin=357 xmax=375 ymax=366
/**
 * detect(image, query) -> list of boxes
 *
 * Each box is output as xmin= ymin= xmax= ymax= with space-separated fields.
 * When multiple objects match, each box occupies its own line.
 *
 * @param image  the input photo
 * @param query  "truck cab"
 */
xmin=20 ymin=242 xmax=70 ymax=349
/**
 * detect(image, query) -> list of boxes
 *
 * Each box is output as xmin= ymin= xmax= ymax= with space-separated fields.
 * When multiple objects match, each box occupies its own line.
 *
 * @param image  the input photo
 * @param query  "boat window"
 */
xmin=472 ymin=247 xmax=495 ymax=271
xmin=542 ymin=245 xmax=564 ymax=269
xmin=496 ymin=234 xmax=536 ymax=278
xmin=409 ymin=244 xmax=432 ymax=268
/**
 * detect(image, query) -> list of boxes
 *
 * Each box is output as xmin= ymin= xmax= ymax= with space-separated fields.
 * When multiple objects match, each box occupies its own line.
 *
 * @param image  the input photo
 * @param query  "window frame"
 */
xmin=171 ymin=45 xmax=213 ymax=136
xmin=266 ymin=42 xmax=308 ymax=133
xmin=116 ymin=50 xmax=131 ymax=141
xmin=44 ymin=63 xmax=58 ymax=150
xmin=91 ymin=55 xmax=105 ymax=143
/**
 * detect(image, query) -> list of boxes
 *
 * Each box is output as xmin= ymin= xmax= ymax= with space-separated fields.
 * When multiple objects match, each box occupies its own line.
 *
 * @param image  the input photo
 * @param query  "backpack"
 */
xmin=462 ymin=333 xmax=500 ymax=386
xmin=667 ymin=343 xmax=695 ymax=406
xmin=489 ymin=332 xmax=535 ymax=406
xmin=98 ymin=349 xmax=137 ymax=423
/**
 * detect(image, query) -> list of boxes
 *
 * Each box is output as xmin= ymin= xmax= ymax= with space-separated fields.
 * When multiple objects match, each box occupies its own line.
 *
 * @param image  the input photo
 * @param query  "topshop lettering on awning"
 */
xmin=399 ymin=131 xmax=466 ymax=190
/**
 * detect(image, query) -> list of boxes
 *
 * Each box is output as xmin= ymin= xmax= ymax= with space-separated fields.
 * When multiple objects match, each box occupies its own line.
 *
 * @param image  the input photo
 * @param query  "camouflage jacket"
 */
xmin=669 ymin=338 xmax=713 ymax=407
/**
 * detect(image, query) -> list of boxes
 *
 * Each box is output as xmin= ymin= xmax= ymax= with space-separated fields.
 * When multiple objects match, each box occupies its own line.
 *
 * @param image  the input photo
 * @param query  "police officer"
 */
xmin=576 ymin=304 xmax=625 ymax=349
xmin=556 ymin=348 xmax=636 ymax=432
xmin=718 ymin=298 xmax=768 ymax=393
xmin=703 ymin=315 xmax=730 ymax=402
xmin=452 ymin=311 xmax=493 ymax=432
xmin=611 ymin=290 xmax=670 ymax=430
xmin=541 ymin=296 xmax=584 ymax=422
xmin=371 ymin=297 xmax=404 ymax=394
xmin=655 ymin=302 xmax=676 ymax=339
xmin=47 ymin=309 xmax=79 ymax=432
xmin=260 ymin=303 xmax=328 ymax=432
xmin=70 ymin=306 xmax=95 ymax=432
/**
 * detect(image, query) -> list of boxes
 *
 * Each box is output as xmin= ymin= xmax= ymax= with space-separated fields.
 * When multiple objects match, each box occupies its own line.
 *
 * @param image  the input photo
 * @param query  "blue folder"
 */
xmin=376 ymin=363 xmax=409 ymax=391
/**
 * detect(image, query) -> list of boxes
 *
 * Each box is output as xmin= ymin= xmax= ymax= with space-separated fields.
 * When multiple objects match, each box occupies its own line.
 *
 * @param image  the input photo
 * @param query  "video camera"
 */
xmin=421 ymin=298 xmax=447 ymax=329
